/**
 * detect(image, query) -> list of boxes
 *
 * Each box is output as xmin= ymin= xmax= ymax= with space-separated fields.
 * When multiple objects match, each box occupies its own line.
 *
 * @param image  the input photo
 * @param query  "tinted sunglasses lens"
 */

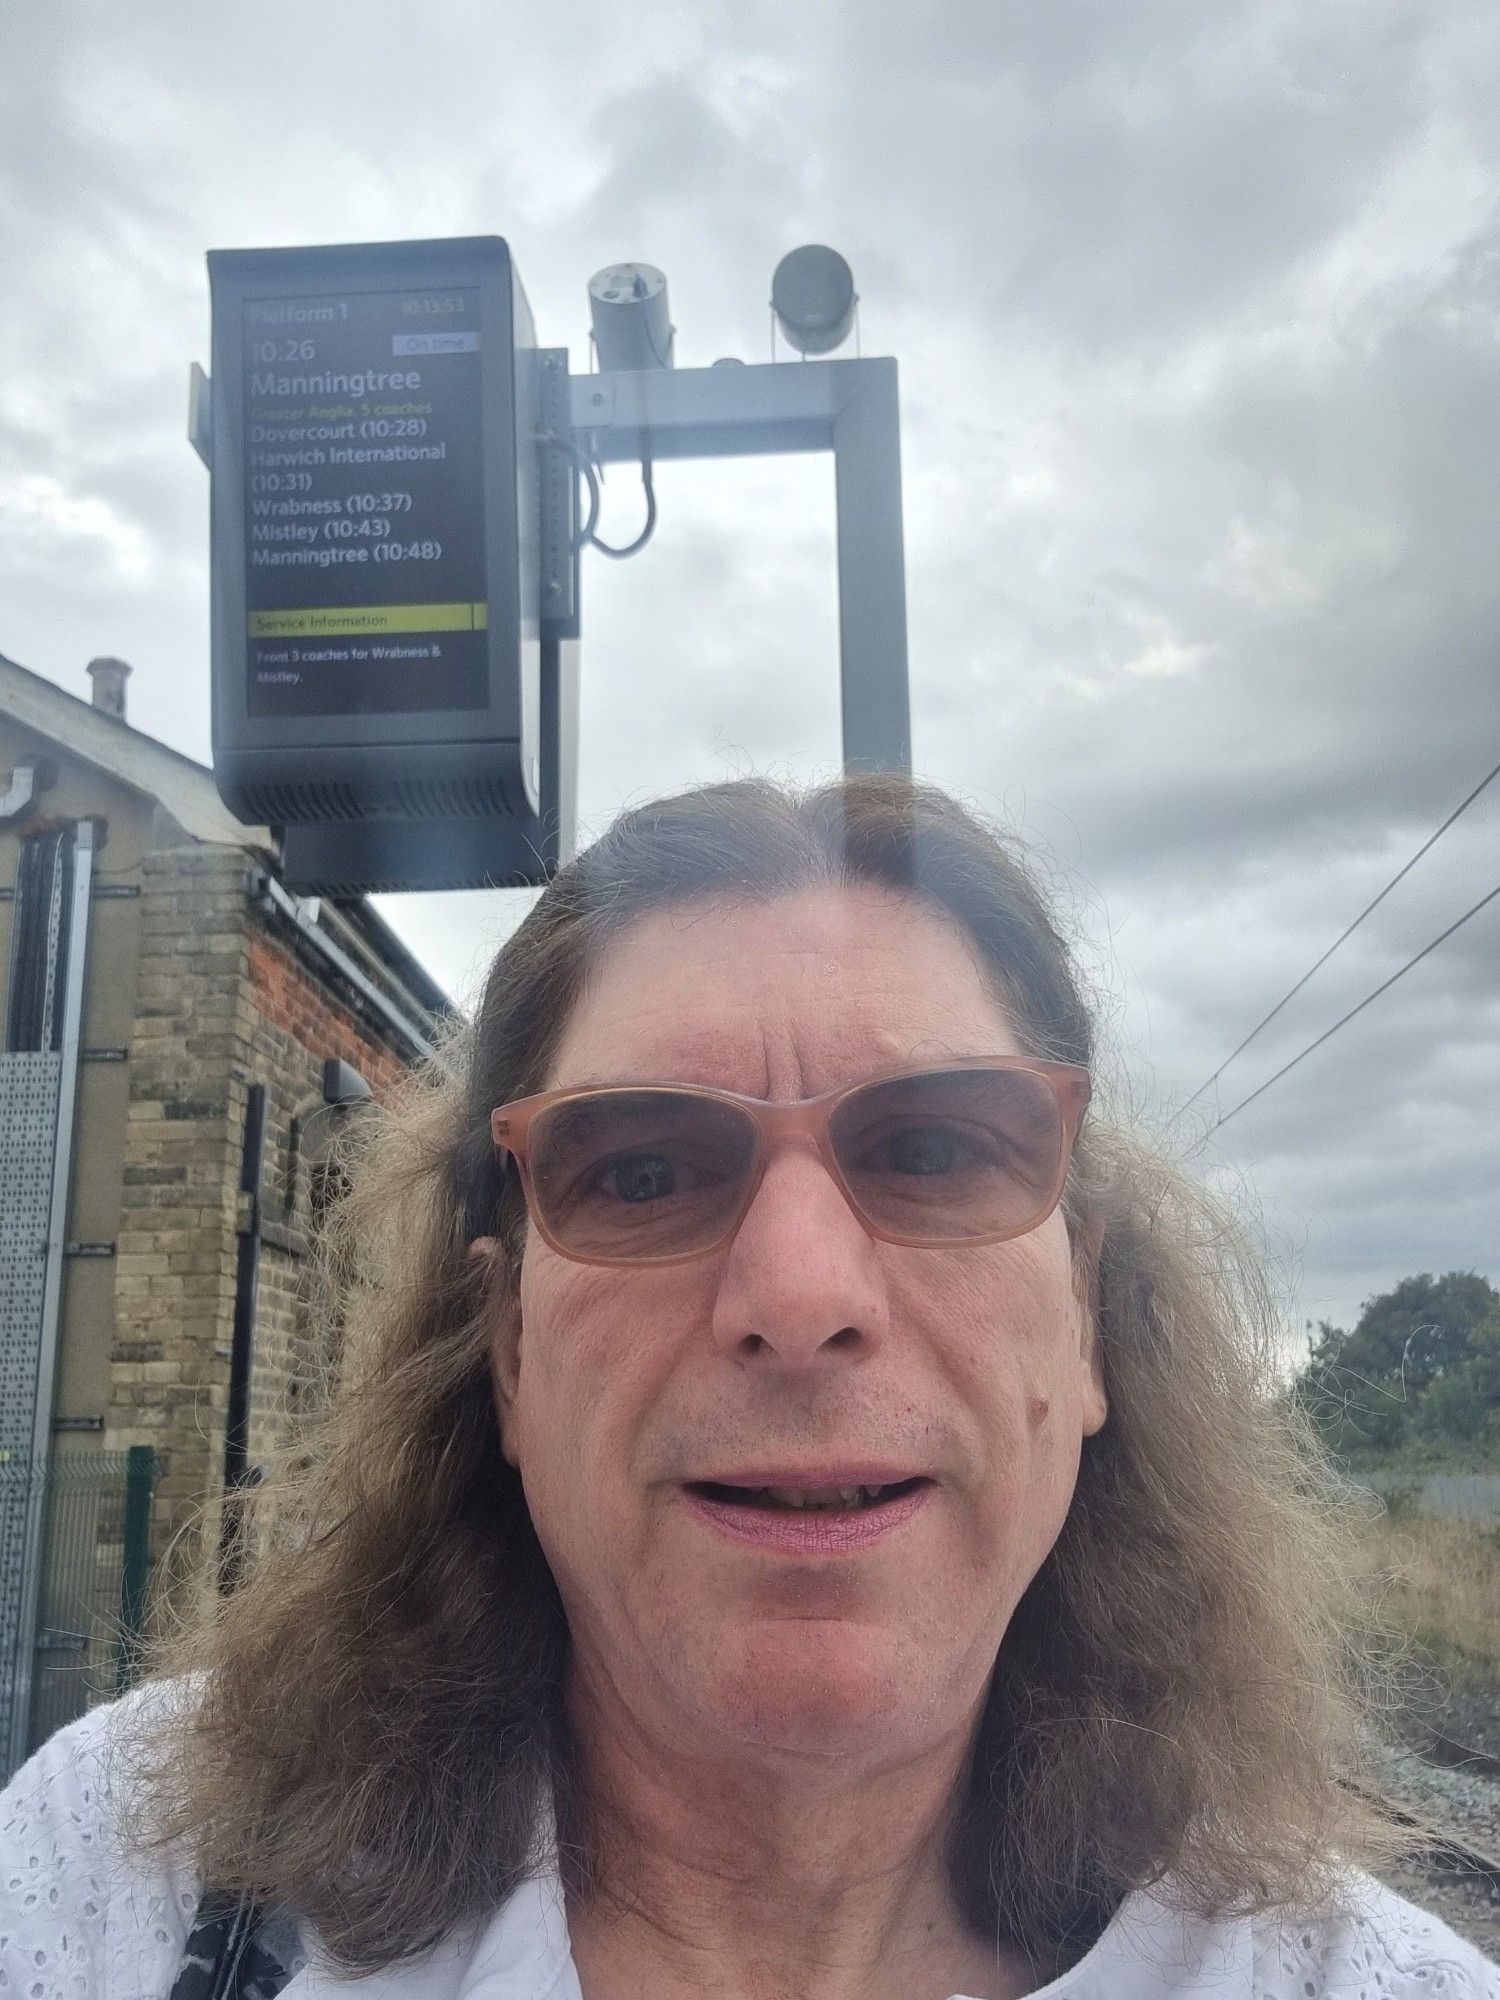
xmin=827 ymin=1067 xmax=1064 ymax=1243
xmin=529 ymin=1091 xmax=757 ymax=1261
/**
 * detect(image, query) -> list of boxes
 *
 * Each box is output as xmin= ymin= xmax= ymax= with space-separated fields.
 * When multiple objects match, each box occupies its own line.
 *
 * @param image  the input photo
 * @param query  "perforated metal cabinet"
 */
xmin=0 ymin=821 xmax=93 ymax=1772
xmin=0 ymin=1054 xmax=65 ymax=1457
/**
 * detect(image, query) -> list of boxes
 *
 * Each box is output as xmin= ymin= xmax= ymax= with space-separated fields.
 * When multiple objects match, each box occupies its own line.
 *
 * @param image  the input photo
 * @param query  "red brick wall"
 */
xmin=246 ymin=931 xmax=409 ymax=1100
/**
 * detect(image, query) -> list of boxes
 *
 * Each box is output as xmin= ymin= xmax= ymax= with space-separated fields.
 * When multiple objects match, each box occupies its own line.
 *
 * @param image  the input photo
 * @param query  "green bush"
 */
xmin=1296 ymin=1277 xmax=1499 ymax=1462
xmin=1417 ymin=1371 xmax=1490 ymax=1444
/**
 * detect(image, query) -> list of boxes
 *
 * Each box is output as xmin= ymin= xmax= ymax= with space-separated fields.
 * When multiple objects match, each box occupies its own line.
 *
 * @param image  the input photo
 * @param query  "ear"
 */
xmin=471 ymin=1236 xmax=523 ymax=1467
xmin=1078 ymin=1323 xmax=1109 ymax=1437
xmin=1070 ymin=1211 xmax=1109 ymax=1437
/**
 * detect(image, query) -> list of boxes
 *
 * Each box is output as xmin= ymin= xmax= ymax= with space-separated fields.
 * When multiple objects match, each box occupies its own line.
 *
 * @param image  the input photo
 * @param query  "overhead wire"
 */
xmin=1177 ymin=752 xmax=1500 ymax=1120
xmin=1192 ymin=877 xmax=1500 ymax=1143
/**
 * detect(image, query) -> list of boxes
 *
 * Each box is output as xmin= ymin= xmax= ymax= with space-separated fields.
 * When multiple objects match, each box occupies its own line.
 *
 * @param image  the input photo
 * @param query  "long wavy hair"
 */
xmin=125 ymin=774 xmax=1410 ymax=1980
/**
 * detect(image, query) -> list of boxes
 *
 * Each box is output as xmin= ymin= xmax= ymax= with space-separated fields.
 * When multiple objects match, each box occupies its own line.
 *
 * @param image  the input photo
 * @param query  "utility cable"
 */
xmin=1178 ymin=753 xmax=1500 ymax=1118
xmin=573 ymin=457 xmax=602 ymax=548
xmin=546 ymin=427 xmax=656 ymax=560
xmin=540 ymin=429 xmax=601 ymax=550
xmin=589 ymin=456 xmax=656 ymax=559
xmin=1194 ymin=877 xmax=1500 ymax=1141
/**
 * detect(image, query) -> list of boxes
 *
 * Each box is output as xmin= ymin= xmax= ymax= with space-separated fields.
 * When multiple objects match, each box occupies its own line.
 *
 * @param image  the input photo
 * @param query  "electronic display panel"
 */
xmin=242 ymin=285 xmax=488 ymax=718
xmin=206 ymin=237 xmax=569 ymax=890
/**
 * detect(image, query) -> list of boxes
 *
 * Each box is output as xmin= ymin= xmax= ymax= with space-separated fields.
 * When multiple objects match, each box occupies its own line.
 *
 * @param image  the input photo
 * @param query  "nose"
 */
xmin=709 ymin=1138 xmax=890 ymax=1365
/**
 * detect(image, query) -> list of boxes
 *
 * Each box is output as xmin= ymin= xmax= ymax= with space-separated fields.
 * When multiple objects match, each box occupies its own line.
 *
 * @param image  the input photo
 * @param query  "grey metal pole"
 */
xmin=832 ymin=360 xmax=910 ymax=775
xmin=218 ymin=1083 xmax=266 ymax=1593
xmin=27 ymin=822 xmax=93 ymax=1475
xmin=116 ymin=1445 xmax=156 ymax=1694
xmin=541 ymin=634 xmax=581 ymax=868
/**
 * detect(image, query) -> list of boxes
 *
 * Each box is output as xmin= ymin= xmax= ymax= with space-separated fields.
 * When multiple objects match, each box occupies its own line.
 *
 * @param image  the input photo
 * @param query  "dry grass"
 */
xmin=1357 ymin=1501 xmax=1500 ymax=1688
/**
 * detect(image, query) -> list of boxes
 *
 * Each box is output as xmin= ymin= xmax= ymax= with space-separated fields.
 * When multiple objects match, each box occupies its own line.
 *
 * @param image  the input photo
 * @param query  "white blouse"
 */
xmin=3 ymin=1684 xmax=1495 ymax=1999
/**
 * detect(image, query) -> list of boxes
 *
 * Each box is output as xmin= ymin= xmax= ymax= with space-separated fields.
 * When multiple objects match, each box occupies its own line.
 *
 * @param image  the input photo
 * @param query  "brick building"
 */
xmin=0 ymin=650 xmax=451 ymax=1769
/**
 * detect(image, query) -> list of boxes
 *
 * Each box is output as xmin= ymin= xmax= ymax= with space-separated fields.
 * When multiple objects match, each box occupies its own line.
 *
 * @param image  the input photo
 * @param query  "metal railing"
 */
xmin=0 ymin=1446 xmax=157 ymax=1776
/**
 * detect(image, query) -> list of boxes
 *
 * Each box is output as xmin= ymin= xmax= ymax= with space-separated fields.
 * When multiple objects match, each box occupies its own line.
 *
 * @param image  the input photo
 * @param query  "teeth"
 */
xmin=700 ymin=1479 xmax=916 ymax=1512
xmin=752 ymin=1484 xmax=888 ymax=1510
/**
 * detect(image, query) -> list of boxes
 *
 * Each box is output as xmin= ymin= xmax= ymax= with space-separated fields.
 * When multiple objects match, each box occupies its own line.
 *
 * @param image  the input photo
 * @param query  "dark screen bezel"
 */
xmin=209 ymin=237 xmax=522 ymax=753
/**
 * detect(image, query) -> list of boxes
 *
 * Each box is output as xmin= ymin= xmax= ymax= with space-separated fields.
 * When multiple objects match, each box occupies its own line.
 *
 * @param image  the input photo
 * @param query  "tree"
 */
xmin=1417 ymin=1308 xmax=1500 ymax=1448
xmin=1294 ymin=1272 xmax=1499 ymax=1456
xmin=1338 ymin=1272 xmax=1496 ymax=1393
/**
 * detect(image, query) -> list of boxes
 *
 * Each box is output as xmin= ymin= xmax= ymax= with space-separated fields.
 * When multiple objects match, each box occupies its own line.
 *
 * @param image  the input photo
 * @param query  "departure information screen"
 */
xmin=242 ymin=287 xmax=489 ymax=717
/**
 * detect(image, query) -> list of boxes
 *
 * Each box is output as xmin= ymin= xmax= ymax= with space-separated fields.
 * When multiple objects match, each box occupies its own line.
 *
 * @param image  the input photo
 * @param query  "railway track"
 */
xmin=1426 ymin=1728 xmax=1500 ymax=1782
xmin=1383 ymin=1789 xmax=1500 ymax=1902
xmin=1358 ymin=1727 xmax=1500 ymax=1954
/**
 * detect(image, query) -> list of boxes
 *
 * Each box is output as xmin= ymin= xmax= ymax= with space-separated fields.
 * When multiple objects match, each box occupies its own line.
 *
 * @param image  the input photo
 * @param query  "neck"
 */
xmin=562 ymin=1672 xmax=1033 ymax=2000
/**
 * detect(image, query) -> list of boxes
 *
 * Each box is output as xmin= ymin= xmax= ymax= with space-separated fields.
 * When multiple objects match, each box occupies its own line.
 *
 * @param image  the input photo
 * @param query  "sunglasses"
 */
xmin=490 ymin=1058 xmax=1090 ymax=1268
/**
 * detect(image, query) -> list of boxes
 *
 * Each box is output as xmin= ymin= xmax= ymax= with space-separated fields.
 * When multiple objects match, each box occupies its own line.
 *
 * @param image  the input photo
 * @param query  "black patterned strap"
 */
xmin=170 ymin=1890 xmax=294 ymax=2000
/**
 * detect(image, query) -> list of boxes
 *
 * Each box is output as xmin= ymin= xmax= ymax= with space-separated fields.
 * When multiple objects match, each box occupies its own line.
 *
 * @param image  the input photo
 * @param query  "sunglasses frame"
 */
xmin=490 ymin=1057 xmax=1092 ymax=1269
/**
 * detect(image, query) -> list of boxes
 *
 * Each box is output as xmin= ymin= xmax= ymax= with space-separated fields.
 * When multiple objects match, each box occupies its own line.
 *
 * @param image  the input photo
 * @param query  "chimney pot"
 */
xmin=86 ymin=656 xmax=132 ymax=720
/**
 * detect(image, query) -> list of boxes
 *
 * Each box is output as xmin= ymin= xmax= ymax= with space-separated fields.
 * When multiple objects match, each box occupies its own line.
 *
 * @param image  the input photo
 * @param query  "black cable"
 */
xmin=1178 ymin=752 xmax=1500 ymax=1119
xmin=589 ymin=456 xmax=657 ymax=560
xmin=545 ymin=426 xmax=654 ymax=558
xmin=540 ymin=429 xmax=600 ymax=550
xmin=1196 ymin=878 xmax=1500 ymax=1141
xmin=574 ymin=456 xmax=601 ymax=549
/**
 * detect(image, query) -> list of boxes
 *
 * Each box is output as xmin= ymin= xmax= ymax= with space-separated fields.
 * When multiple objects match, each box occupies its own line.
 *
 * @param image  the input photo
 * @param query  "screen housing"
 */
xmin=208 ymin=236 xmax=539 ymax=828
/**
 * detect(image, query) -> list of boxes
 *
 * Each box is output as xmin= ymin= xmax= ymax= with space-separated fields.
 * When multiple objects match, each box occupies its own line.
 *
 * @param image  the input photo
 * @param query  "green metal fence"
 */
xmin=1 ymin=1446 xmax=158 ymax=1766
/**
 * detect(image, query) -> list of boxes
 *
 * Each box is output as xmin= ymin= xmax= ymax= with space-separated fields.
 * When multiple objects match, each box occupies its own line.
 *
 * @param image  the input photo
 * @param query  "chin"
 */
xmin=690 ymin=1623 xmax=940 ymax=1758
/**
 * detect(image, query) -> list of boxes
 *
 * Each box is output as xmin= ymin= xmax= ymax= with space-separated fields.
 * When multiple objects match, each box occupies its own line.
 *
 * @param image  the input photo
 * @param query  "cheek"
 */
xmin=503 ymin=1267 xmax=625 ymax=1609
xmin=939 ymin=1231 xmax=1086 ymax=1386
xmin=508 ymin=1256 xmax=700 ymax=1519
xmin=509 ymin=1257 xmax=612 ymax=1461
xmin=915 ymin=1233 xmax=1094 ymax=1516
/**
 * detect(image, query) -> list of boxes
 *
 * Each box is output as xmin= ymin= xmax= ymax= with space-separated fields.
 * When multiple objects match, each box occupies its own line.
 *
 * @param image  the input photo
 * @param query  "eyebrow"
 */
xmin=548 ymin=1051 xmax=996 ymax=1096
xmin=559 ymin=1073 xmax=672 ymax=1090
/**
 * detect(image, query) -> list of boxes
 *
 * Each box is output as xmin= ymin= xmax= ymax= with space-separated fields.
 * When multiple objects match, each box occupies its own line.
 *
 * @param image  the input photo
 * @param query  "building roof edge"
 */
xmin=1 ymin=650 xmax=455 ymax=1017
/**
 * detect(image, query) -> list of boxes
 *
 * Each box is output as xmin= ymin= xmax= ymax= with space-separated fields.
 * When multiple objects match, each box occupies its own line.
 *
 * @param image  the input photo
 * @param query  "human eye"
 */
xmin=587 ymin=1147 xmax=685 ymax=1204
xmin=537 ymin=1091 xmax=754 ymax=1233
xmin=575 ymin=1131 xmax=736 ymax=1208
xmin=856 ymin=1117 xmax=999 ymax=1179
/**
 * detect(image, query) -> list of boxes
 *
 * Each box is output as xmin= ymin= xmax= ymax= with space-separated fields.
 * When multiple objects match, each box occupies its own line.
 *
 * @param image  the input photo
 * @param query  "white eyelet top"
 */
xmin=2 ymin=1684 xmax=1495 ymax=1998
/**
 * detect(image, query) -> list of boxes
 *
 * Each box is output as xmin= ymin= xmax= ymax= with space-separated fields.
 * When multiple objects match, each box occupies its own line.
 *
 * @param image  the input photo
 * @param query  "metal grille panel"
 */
xmin=1 ymin=821 xmax=90 ymax=1772
xmin=0 ymin=1452 xmax=157 ymax=1772
xmin=0 ymin=1052 xmax=64 ymax=1765
xmin=0 ymin=1053 xmax=63 ymax=1454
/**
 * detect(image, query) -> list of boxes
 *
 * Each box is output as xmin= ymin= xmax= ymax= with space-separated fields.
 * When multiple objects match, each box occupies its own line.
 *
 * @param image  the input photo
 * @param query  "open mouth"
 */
xmin=686 ymin=1477 xmax=929 ymax=1513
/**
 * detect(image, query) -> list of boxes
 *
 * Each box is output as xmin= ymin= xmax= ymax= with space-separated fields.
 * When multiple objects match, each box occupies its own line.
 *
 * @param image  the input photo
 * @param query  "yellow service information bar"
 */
xmin=248 ymin=602 xmax=488 ymax=638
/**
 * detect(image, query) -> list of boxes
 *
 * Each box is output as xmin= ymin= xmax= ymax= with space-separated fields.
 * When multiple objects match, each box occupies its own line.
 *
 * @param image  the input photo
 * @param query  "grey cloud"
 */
xmin=833 ymin=0 xmax=1448 ymax=348
xmin=908 ymin=195 xmax=1500 ymax=898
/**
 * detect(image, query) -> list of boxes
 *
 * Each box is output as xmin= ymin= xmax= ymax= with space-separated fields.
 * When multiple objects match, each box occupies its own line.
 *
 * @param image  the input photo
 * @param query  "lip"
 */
xmin=683 ymin=1479 xmax=932 ymax=1555
xmin=687 ymin=1465 xmax=928 ymax=1490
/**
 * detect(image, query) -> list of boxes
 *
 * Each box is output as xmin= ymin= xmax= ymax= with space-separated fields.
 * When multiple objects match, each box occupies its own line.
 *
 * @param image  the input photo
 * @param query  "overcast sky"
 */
xmin=2 ymin=0 xmax=1496 ymax=1345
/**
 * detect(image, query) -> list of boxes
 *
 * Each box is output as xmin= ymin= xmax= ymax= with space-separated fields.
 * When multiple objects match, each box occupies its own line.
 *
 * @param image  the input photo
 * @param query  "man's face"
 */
xmin=489 ymin=885 xmax=1107 ymax=1768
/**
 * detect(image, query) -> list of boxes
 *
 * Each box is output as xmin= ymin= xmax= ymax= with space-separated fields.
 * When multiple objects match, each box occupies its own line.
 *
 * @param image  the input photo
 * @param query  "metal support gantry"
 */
xmin=566 ymin=356 xmax=910 ymax=777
